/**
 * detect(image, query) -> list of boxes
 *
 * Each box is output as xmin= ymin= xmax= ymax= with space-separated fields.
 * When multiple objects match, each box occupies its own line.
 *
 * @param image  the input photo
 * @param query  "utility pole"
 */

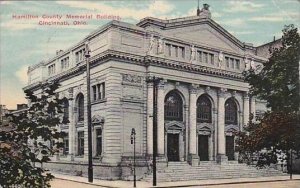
xmin=131 ymin=128 xmax=136 ymax=187
xmin=85 ymin=41 xmax=93 ymax=183
xmin=146 ymin=76 xmax=162 ymax=186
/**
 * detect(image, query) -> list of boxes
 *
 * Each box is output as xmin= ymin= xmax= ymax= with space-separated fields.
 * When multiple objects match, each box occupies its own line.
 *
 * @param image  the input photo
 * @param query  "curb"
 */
xmin=53 ymin=174 xmax=300 ymax=188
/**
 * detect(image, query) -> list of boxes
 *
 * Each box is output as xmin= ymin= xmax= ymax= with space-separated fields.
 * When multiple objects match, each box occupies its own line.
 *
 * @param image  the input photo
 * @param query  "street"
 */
xmin=51 ymin=179 xmax=300 ymax=188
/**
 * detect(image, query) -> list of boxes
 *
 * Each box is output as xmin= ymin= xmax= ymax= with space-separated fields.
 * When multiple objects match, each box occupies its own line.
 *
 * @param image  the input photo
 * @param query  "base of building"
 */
xmin=188 ymin=154 xmax=199 ymax=166
xmin=216 ymin=154 xmax=228 ymax=164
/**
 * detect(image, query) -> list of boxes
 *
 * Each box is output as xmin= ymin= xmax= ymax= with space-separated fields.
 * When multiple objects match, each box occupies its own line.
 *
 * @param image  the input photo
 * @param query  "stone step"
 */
xmin=142 ymin=162 xmax=286 ymax=182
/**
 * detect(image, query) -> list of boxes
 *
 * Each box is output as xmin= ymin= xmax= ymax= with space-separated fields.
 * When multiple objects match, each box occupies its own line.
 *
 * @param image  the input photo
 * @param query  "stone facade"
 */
xmin=24 ymin=6 xmax=271 ymax=179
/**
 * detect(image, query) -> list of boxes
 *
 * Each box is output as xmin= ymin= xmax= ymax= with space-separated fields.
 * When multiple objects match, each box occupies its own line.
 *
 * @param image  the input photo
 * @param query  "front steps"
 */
xmin=142 ymin=161 xmax=287 ymax=182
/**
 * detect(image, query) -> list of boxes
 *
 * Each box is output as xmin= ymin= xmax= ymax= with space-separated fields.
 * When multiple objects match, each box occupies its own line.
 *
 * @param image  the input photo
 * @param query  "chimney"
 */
xmin=197 ymin=0 xmax=200 ymax=16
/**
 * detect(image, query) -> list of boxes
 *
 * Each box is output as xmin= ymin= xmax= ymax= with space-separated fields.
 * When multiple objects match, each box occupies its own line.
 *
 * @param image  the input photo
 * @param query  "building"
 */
xmin=24 ymin=5 xmax=278 ymax=179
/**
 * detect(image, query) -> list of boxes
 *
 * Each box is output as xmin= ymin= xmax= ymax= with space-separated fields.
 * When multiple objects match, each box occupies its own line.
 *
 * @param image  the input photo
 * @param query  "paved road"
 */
xmin=51 ymin=179 xmax=300 ymax=188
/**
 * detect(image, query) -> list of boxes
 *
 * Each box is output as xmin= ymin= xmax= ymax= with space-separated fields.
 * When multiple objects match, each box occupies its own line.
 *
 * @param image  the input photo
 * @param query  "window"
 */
xmin=62 ymin=98 xmax=69 ymax=124
xmin=226 ymin=57 xmax=229 ymax=67
xmin=48 ymin=64 xmax=56 ymax=76
xmin=210 ymin=54 xmax=214 ymax=65
xmin=230 ymin=58 xmax=234 ymax=68
xmin=175 ymin=46 xmax=178 ymax=57
xmin=203 ymin=52 xmax=208 ymax=63
xmin=164 ymin=91 xmax=183 ymax=121
xmin=61 ymin=57 xmax=69 ymax=70
xmin=198 ymin=51 xmax=202 ymax=62
xmin=75 ymin=48 xmax=85 ymax=63
xmin=96 ymin=129 xmax=102 ymax=156
xmin=225 ymin=98 xmax=238 ymax=125
xmin=235 ymin=59 xmax=240 ymax=69
xmin=78 ymin=131 xmax=84 ymax=156
xmin=77 ymin=94 xmax=84 ymax=121
xmin=166 ymin=44 xmax=171 ymax=56
xmin=92 ymin=82 xmax=105 ymax=101
xmin=197 ymin=95 xmax=212 ymax=123
xmin=92 ymin=86 xmax=97 ymax=101
xmin=63 ymin=134 xmax=69 ymax=155
xmin=179 ymin=47 xmax=185 ymax=58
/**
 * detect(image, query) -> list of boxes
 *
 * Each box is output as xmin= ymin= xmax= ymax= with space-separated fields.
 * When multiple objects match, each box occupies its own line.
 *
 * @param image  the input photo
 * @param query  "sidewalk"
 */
xmin=53 ymin=173 xmax=300 ymax=188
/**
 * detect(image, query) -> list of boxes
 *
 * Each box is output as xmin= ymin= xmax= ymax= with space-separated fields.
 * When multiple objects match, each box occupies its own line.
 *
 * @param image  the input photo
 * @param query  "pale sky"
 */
xmin=0 ymin=0 xmax=299 ymax=109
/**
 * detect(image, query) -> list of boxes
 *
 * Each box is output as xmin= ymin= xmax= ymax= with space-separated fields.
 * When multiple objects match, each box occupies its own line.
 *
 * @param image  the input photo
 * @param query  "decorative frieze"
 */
xmin=122 ymin=74 xmax=142 ymax=85
xmin=217 ymin=87 xmax=227 ymax=97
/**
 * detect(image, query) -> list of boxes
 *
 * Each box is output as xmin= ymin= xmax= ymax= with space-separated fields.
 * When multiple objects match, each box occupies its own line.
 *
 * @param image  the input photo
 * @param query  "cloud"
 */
xmin=15 ymin=65 xmax=28 ymax=85
xmin=224 ymin=1 xmax=265 ymax=13
xmin=219 ymin=18 xmax=246 ymax=27
xmin=249 ymin=12 xmax=300 ymax=22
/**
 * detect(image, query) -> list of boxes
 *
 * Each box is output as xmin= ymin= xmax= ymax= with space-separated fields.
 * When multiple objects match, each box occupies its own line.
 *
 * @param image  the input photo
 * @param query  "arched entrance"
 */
xmin=164 ymin=90 xmax=185 ymax=162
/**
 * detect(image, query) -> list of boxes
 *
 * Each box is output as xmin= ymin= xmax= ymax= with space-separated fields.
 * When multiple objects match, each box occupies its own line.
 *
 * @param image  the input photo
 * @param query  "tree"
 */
xmin=0 ymin=82 xmax=66 ymax=187
xmin=237 ymin=25 xmax=300 ymax=170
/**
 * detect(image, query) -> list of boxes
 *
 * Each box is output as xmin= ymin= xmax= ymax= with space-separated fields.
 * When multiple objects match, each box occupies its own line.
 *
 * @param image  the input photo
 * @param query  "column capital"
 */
xmin=217 ymin=88 xmax=227 ymax=97
xmin=147 ymin=82 xmax=154 ymax=87
xmin=243 ymin=91 xmax=250 ymax=99
xmin=189 ymin=84 xmax=198 ymax=94
xmin=157 ymin=79 xmax=165 ymax=89
xmin=68 ymin=87 xmax=74 ymax=100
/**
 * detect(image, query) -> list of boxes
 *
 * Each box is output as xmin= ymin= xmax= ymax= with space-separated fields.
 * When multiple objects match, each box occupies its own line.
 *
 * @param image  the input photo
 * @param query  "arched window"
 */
xmin=77 ymin=94 xmax=84 ymax=121
xmin=197 ymin=95 xmax=212 ymax=123
xmin=62 ymin=98 xmax=69 ymax=124
xmin=225 ymin=98 xmax=237 ymax=125
xmin=164 ymin=91 xmax=183 ymax=121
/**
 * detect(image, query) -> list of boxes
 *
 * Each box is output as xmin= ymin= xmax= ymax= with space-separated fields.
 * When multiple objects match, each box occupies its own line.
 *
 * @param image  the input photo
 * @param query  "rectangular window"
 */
xmin=63 ymin=134 xmax=69 ymax=155
xmin=78 ymin=131 xmax=84 ymax=156
xmin=226 ymin=57 xmax=229 ymax=67
xmin=92 ymin=82 xmax=105 ymax=101
xmin=179 ymin=47 xmax=185 ymax=58
xmin=166 ymin=44 xmax=171 ymax=56
xmin=236 ymin=59 xmax=240 ymax=69
xmin=102 ymin=83 xmax=105 ymax=99
xmin=198 ymin=51 xmax=202 ymax=62
xmin=48 ymin=64 xmax=55 ymax=76
xmin=75 ymin=52 xmax=79 ymax=63
xmin=61 ymin=57 xmax=69 ymax=70
xmin=92 ymin=85 xmax=97 ymax=101
xmin=97 ymin=84 xmax=101 ymax=100
xmin=96 ymin=129 xmax=102 ymax=156
xmin=230 ymin=58 xmax=234 ymax=68
xmin=210 ymin=54 xmax=214 ymax=65
xmin=175 ymin=46 xmax=178 ymax=57
xmin=204 ymin=52 xmax=208 ymax=63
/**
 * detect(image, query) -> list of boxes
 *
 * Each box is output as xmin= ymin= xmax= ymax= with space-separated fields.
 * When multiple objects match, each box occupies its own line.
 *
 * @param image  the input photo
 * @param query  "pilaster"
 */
xmin=243 ymin=92 xmax=250 ymax=127
xmin=157 ymin=79 xmax=165 ymax=156
xmin=188 ymin=84 xmax=199 ymax=166
xmin=216 ymin=88 xmax=227 ymax=164
xmin=147 ymin=82 xmax=153 ymax=155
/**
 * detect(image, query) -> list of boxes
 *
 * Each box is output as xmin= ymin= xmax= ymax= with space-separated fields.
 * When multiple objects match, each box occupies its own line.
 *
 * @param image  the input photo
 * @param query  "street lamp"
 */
xmin=85 ymin=41 xmax=93 ymax=183
xmin=131 ymin=128 xmax=136 ymax=187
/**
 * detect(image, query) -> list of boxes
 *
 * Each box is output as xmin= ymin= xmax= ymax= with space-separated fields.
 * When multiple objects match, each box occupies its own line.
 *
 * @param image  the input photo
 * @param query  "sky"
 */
xmin=0 ymin=0 xmax=299 ymax=109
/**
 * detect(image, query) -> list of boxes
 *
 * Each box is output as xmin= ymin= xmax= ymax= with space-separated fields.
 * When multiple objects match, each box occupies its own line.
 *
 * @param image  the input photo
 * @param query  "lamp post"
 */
xmin=146 ymin=76 xmax=163 ymax=186
xmin=131 ymin=128 xmax=136 ymax=187
xmin=85 ymin=41 xmax=93 ymax=183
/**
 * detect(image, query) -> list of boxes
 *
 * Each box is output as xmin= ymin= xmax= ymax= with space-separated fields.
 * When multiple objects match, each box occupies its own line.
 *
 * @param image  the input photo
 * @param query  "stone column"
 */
xmin=188 ymin=84 xmax=199 ymax=166
xmin=68 ymin=88 xmax=75 ymax=161
xmin=216 ymin=88 xmax=227 ymax=163
xmin=147 ymin=82 xmax=153 ymax=155
xmin=243 ymin=92 xmax=250 ymax=126
xmin=250 ymin=96 xmax=256 ymax=122
xmin=157 ymin=80 xmax=165 ymax=157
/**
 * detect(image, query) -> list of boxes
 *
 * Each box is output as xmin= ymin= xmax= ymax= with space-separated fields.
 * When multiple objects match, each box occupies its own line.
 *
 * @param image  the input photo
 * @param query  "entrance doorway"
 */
xmin=167 ymin=133 xmax=179 ymax=161
xmin=198 ymin=135 xmax=209 ymax=161
xmin=226 ymin=136 xmax=235 ymax=160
